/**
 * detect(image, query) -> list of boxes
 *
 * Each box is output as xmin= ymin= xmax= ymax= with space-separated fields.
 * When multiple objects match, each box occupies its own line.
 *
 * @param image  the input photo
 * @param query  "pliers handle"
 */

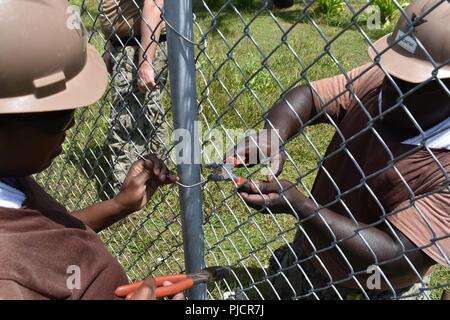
xmin=115 ymin=274 xmax=193 ymax=299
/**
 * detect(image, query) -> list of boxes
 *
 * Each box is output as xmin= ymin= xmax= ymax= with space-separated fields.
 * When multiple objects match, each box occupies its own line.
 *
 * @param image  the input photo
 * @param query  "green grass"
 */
xmin=35 ymin=0 xmax=449 ymax=300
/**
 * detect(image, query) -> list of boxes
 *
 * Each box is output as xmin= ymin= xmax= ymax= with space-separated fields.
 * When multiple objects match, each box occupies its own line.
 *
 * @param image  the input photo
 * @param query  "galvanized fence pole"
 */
xmin=165 ymin=0 xmax=206 ymax=300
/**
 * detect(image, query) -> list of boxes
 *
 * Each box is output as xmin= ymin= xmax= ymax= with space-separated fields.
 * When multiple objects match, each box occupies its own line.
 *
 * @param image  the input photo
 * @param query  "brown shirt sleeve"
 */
xmin=0 ymin=280 xmax=46 ymax=300
xmin=311 ymin=63 xmax=385 ymax=124
xmin=0 ymin=177 xmax=129 ymax=300
xmin=387 ymin=191 xmax=450 ymax=266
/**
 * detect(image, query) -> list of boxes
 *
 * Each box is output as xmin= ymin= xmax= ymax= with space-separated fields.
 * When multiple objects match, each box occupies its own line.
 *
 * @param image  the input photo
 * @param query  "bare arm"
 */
xmin=231 ymin=85 xmax=318 ymax=176
xmin=295 ymin=195 xmax=433 ymax=280
xmin=71 ymin=199 xmax=131 ymax=233
xmin=264 ymin=85 xmax=318 ymax=142
xmin=239 ymin=180 xmax=434 ymax=289
xmin=137 ymin=0 xmax=164 ymax=91
xmin=72 ymin=155 xmax=177 ymax=233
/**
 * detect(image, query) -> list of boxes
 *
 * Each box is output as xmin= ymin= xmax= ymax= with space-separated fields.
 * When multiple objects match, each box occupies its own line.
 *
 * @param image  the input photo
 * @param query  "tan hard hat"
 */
xmin=369 ymin=0 xmax=450 ymax=83
xmin=0 ymin=0 xmax=108 ymax=114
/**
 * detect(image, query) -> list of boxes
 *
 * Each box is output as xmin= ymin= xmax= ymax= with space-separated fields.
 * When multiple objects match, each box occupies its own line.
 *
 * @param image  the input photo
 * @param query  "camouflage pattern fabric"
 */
xmin=105 ymin=42 xmax=168 ymax=196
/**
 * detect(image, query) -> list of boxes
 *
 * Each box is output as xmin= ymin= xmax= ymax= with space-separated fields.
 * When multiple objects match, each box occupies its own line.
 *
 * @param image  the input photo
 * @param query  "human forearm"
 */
xmin=294 ymin=198 xmax=432 ymax=278
xmin=139 ymin=0 xmax=164 ymax=66
xmin=71 ymin=199 xmax=132 ymax=233
xmin=240 ymin=179 xmax=432 ymax=286
xmin=263 ymin=85 xmax=317 ymax=142
xmin=241 ymin=180 xmax=406 ymax=270
xmin=72 ymin=155 xmax=177 ymax=233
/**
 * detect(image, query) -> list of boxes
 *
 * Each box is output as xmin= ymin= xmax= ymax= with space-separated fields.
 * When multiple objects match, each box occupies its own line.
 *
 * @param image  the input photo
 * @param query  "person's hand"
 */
xmin=103 ymin=52 xmax=114 ymax=74
xmin=103 ymin=41 xmax=114 ymax=74
xmin=238 ymin=179 xmax=307 ymax=215
xmin=114 ymin=154 xmax=177 ymax=214
xmin=227 ymin=131 xmax=286 ymax=181
xmin=137 ymin=61 xmax=156 ymax=92
xmin=125 ymin=279 xmax=185 ymax=300
xmin=126 ymin=278 xmax=156 ymax=300
xmin=161 ymin=281 xmax=185 ymax=300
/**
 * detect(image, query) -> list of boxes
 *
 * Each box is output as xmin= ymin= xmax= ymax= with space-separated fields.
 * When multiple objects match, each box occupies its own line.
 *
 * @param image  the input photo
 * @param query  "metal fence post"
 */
xmin=165 ymin=0 xmax=206 ymax=300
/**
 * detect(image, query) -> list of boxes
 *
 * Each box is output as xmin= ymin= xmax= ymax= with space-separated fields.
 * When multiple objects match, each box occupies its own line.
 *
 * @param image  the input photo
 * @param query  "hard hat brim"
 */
xmin=368 ymin=34 xmax=450 ymax=84
xmin=0 ymin=44 xmax=108 ymax=114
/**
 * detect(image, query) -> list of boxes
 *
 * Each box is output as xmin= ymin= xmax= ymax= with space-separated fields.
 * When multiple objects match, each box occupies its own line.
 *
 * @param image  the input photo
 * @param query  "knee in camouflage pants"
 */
xmin=104 ymin=42 xmax=168 ymax=196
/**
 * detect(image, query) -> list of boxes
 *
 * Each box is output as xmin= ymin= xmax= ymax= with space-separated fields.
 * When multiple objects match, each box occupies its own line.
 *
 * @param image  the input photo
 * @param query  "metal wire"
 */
xmin=134 ymin=150 xmax=209 ymax=189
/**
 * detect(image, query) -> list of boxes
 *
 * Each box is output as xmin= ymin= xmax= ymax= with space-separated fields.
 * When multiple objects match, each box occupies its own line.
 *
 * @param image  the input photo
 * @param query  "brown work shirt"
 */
xmin=0 ymin=177 xmax=129 ymax=299
xmin=99 ymin=0 xmax=166 ymax=38
xmin=310 ymin=63 xmax=449 ymax=267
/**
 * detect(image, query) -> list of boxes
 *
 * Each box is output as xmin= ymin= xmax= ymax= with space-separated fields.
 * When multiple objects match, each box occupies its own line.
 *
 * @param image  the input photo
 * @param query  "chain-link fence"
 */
xmin=39 ymin=0 xmax=449 ymax=300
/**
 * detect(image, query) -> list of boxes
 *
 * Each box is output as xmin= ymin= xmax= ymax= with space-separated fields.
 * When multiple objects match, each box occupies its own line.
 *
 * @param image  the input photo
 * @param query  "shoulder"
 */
xmin=313 ymin=63 xmax=385 ymax=91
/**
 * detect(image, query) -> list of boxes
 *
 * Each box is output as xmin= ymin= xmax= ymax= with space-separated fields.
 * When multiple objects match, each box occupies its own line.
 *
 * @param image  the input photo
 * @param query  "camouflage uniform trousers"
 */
xmin=267 ymin=231 xmax=431 ymax=300
xmin=105 ymin=42 xmax=168 ymax=196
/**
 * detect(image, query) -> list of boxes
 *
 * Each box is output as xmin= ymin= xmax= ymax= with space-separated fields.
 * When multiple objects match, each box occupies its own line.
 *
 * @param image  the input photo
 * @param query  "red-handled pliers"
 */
xmin=115 ymin=266 xmax=230 ymax=299
xmin=115 ymin=274 xmax=192 ymax=299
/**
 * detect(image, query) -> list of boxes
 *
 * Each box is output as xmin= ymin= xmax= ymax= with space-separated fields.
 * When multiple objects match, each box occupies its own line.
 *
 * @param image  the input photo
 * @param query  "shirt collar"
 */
xmin=0 ymin=180 xmax=26 ymax=209
xmin=0 ymin=178 xmax=20 ymax=189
